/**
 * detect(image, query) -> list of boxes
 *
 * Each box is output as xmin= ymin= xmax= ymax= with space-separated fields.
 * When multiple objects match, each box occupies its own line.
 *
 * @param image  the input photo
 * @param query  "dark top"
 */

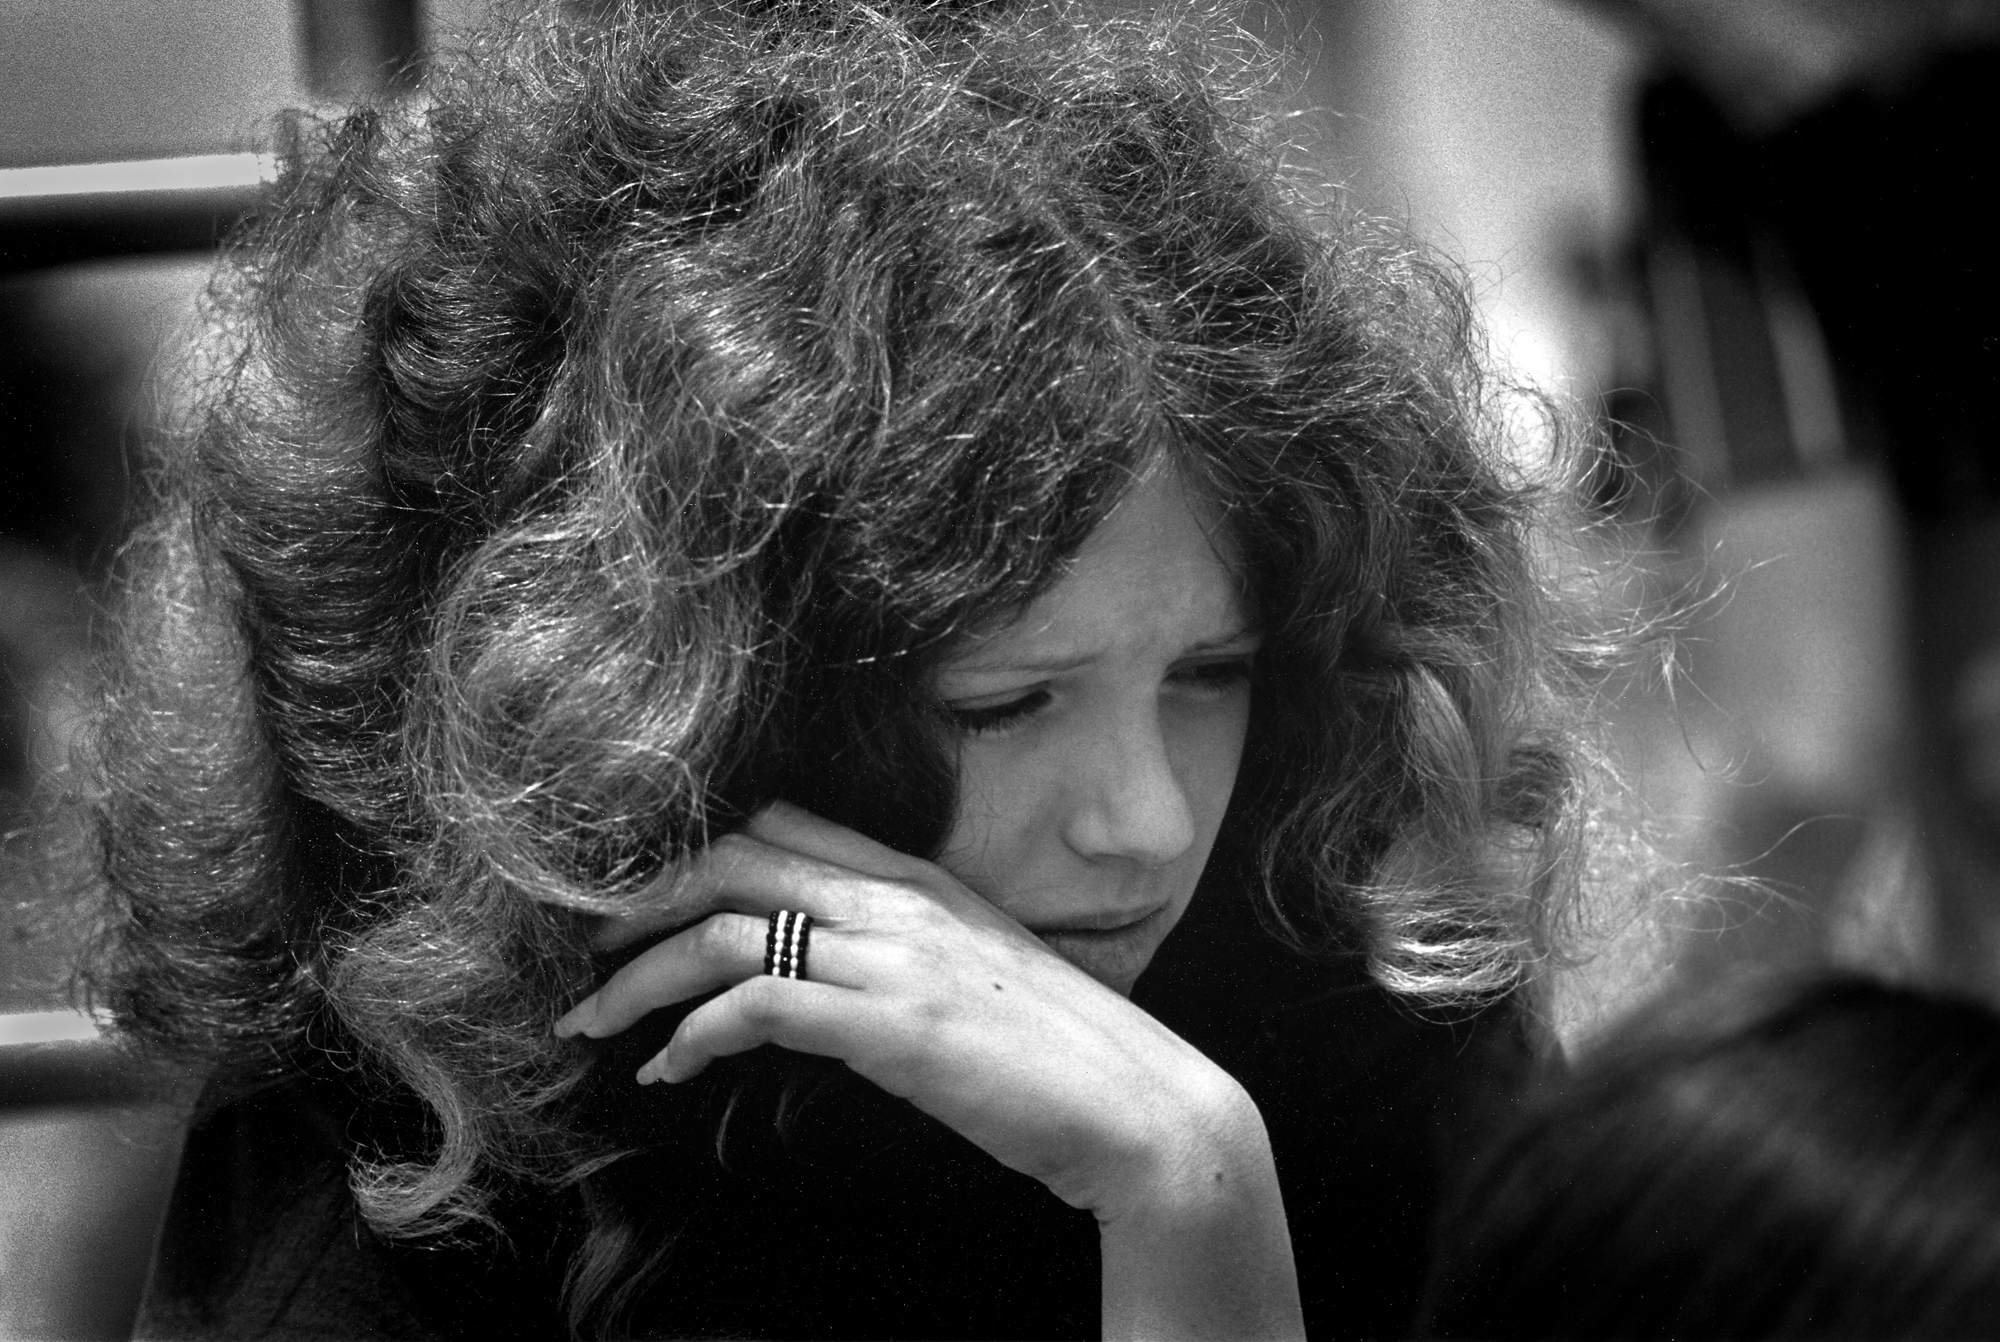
xmin=137 ymin=912 xmax=1524 ymax=1341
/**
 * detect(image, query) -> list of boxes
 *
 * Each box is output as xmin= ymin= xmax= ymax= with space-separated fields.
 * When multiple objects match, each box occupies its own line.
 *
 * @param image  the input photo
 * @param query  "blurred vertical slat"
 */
xmin=0 ymin=7 xmax=360 ymax=1336
xmin=295 ymin=0 xmax=426 ymax=102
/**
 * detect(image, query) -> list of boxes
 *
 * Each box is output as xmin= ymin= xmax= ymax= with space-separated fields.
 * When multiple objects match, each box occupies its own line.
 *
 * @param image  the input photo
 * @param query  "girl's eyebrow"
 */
xmin=941 ymin=649 xmax=1094 ymax=678
xmin=942 ymin=624 xmax=1262 ymax=679
xmin=1181 ymin=625 xmax=1264 ymax=655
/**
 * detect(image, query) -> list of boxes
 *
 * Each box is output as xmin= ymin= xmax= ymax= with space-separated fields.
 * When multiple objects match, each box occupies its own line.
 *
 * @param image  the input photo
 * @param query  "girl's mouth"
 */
xmin=1032 ymin=904 xmax=1174 ymax=993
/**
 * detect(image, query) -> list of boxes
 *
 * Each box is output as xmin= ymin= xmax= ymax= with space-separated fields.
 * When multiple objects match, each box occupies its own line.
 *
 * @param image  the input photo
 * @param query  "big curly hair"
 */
xmin=78 ymin=0 xmax=1612 ymax=1320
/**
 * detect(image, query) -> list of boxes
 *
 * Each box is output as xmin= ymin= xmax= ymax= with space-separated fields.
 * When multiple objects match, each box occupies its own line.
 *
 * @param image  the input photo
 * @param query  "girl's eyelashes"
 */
xmin=1169 ymin=656 xmax=1256 ymax=693
xmin=946 ymin=688 xmax=1052 ymax=735
xmin=944 ymin=657 xmax=1254 ymax=735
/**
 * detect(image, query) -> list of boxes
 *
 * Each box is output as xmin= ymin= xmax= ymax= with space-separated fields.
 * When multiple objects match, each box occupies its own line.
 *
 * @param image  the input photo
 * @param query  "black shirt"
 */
xmin=139 ymin=913 xmax=1522 ymax=1340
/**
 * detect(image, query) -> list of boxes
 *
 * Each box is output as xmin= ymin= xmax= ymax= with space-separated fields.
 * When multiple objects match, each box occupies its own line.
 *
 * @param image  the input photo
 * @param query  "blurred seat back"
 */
xmin=0 ymin=1018 xmax=197 ymax=1342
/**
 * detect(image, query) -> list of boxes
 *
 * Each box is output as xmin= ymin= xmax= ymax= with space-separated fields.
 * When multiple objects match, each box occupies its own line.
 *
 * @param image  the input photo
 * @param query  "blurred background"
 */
xmin=1 ymin=0 xmax=1993 ymax=1335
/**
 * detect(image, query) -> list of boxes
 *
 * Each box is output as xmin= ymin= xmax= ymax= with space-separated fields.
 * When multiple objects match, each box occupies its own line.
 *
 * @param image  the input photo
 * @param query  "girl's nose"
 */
xmin=1060 ymin=713 xmax=1196 ymax=867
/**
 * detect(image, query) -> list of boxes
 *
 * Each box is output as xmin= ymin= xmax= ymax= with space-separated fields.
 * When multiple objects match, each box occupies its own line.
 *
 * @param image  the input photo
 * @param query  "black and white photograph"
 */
xmin=3 ymin=1 xmax=1997 ymax=1337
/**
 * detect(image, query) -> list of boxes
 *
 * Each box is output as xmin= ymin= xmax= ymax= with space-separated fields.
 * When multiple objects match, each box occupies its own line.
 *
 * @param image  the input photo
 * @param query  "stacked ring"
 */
xmin=764 ymin=909 xmax=813 ymax=981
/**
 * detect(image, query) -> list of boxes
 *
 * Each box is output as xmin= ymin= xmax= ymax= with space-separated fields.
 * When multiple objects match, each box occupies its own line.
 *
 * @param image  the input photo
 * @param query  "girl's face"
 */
xmin=931 ymin=466 xmax=1259 ymax=995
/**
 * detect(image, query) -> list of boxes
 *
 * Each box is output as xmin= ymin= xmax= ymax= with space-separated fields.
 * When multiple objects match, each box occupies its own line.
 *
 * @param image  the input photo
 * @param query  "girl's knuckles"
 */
xmin=867 ymin=938 xmax=925 ymax=980
xmin=733 ymin=975 xmax=791 ymax=1027
xmin=702 ymin=834 xmax=760 ymax=880
xmin=903 ymin=993 xmax=957 ymax=1037
xmin=693 ymin=914 xmax=749 ymax=961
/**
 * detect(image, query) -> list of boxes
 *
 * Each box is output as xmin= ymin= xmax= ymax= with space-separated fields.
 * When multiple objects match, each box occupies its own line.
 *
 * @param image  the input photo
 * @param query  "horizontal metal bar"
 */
xmin=0 ymin=153 xmax=275 ymax=202
xmin=0 ymin=153 xmax=278 ymax=272
xmin=0 ymin=1012 xmax=202 ymax=1110
xmin=0 ymin=1011 xmax=104 ymax=1047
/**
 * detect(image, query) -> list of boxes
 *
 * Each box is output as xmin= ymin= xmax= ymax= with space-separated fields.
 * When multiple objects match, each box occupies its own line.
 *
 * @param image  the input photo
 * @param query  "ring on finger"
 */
xmin=763 ymin=909 xmax=813 ymax=981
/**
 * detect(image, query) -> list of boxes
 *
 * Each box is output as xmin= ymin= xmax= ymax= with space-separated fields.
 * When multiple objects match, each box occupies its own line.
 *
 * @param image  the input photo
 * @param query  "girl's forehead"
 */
xmin=937 ymin=469 xmax=1256 ymax=676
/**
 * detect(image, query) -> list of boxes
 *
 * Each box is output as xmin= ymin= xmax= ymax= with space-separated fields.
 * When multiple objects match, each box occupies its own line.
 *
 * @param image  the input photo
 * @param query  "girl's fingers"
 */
xmin=740 ymin=801 xmax=927 ymax=882
xmin=559 ymin=911 xmax=763 ymax=1037
xmin=592 ymin=832 xmax=875 ymax=955
xmin=637 ymin=974 xmax=889 ymax=1084
xmin=586 ymin=894 xmax=698 ymax=957
xmin=562 ymin=909 xmax=892 ymax=1039
xmin=734 ymin=804 xmax=1008 ymax=935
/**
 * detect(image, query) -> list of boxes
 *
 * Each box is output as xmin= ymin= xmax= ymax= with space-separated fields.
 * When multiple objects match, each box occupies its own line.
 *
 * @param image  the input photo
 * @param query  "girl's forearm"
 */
xmin=1097 ymin=1081 xmax=1305 ymax=1342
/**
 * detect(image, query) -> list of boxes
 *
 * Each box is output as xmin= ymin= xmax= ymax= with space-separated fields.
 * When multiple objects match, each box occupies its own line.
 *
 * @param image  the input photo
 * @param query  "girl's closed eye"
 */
xmin=946 ymin=687 xmax=1052 ymax=735
xmin=1169 ymin=657 xmax=1256 ymax=695
xmin=947 ymin=658 xmax=1253 ymax=734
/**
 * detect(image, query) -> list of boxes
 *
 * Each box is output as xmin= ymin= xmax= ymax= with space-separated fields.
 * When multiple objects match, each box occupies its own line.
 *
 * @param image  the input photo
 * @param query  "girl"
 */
xmin=81 ymin=0 xmax=1605 ymax=1335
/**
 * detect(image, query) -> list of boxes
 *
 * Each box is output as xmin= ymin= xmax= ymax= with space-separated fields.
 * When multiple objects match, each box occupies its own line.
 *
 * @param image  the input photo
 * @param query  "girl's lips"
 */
xmin=1029 ymin=903 xmax=1169 ymax=936
xmin=1031 ymin=905 xmax=1175 ymax=993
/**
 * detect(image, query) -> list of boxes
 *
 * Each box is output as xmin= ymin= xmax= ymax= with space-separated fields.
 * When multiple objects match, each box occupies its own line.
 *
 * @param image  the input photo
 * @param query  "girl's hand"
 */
xmin=556 ymin=801 xmax=1304 ymax=1339
xmin=559 ymin=801 xmax=1243 ymax=1217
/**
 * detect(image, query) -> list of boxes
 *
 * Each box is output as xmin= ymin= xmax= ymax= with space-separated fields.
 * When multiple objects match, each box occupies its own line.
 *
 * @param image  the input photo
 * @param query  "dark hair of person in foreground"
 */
xmin=1419 ymin=974 xmax=2000 ymax=1340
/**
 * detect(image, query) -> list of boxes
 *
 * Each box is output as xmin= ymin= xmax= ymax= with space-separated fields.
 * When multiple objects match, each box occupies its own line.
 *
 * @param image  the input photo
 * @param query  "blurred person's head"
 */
xmin=1575 ymin=0 xmax=2000 ymax=129
xmin=1419 ymin=974 xmax=2000 ymax=1339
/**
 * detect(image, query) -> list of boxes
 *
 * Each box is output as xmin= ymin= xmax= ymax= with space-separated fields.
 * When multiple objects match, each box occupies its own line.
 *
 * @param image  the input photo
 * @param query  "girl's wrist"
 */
xmin=1095 ymin=1075 xmax=1304 ymax=1341
xmin=1095 ymin=1068 xmax=1276 ymax=1227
